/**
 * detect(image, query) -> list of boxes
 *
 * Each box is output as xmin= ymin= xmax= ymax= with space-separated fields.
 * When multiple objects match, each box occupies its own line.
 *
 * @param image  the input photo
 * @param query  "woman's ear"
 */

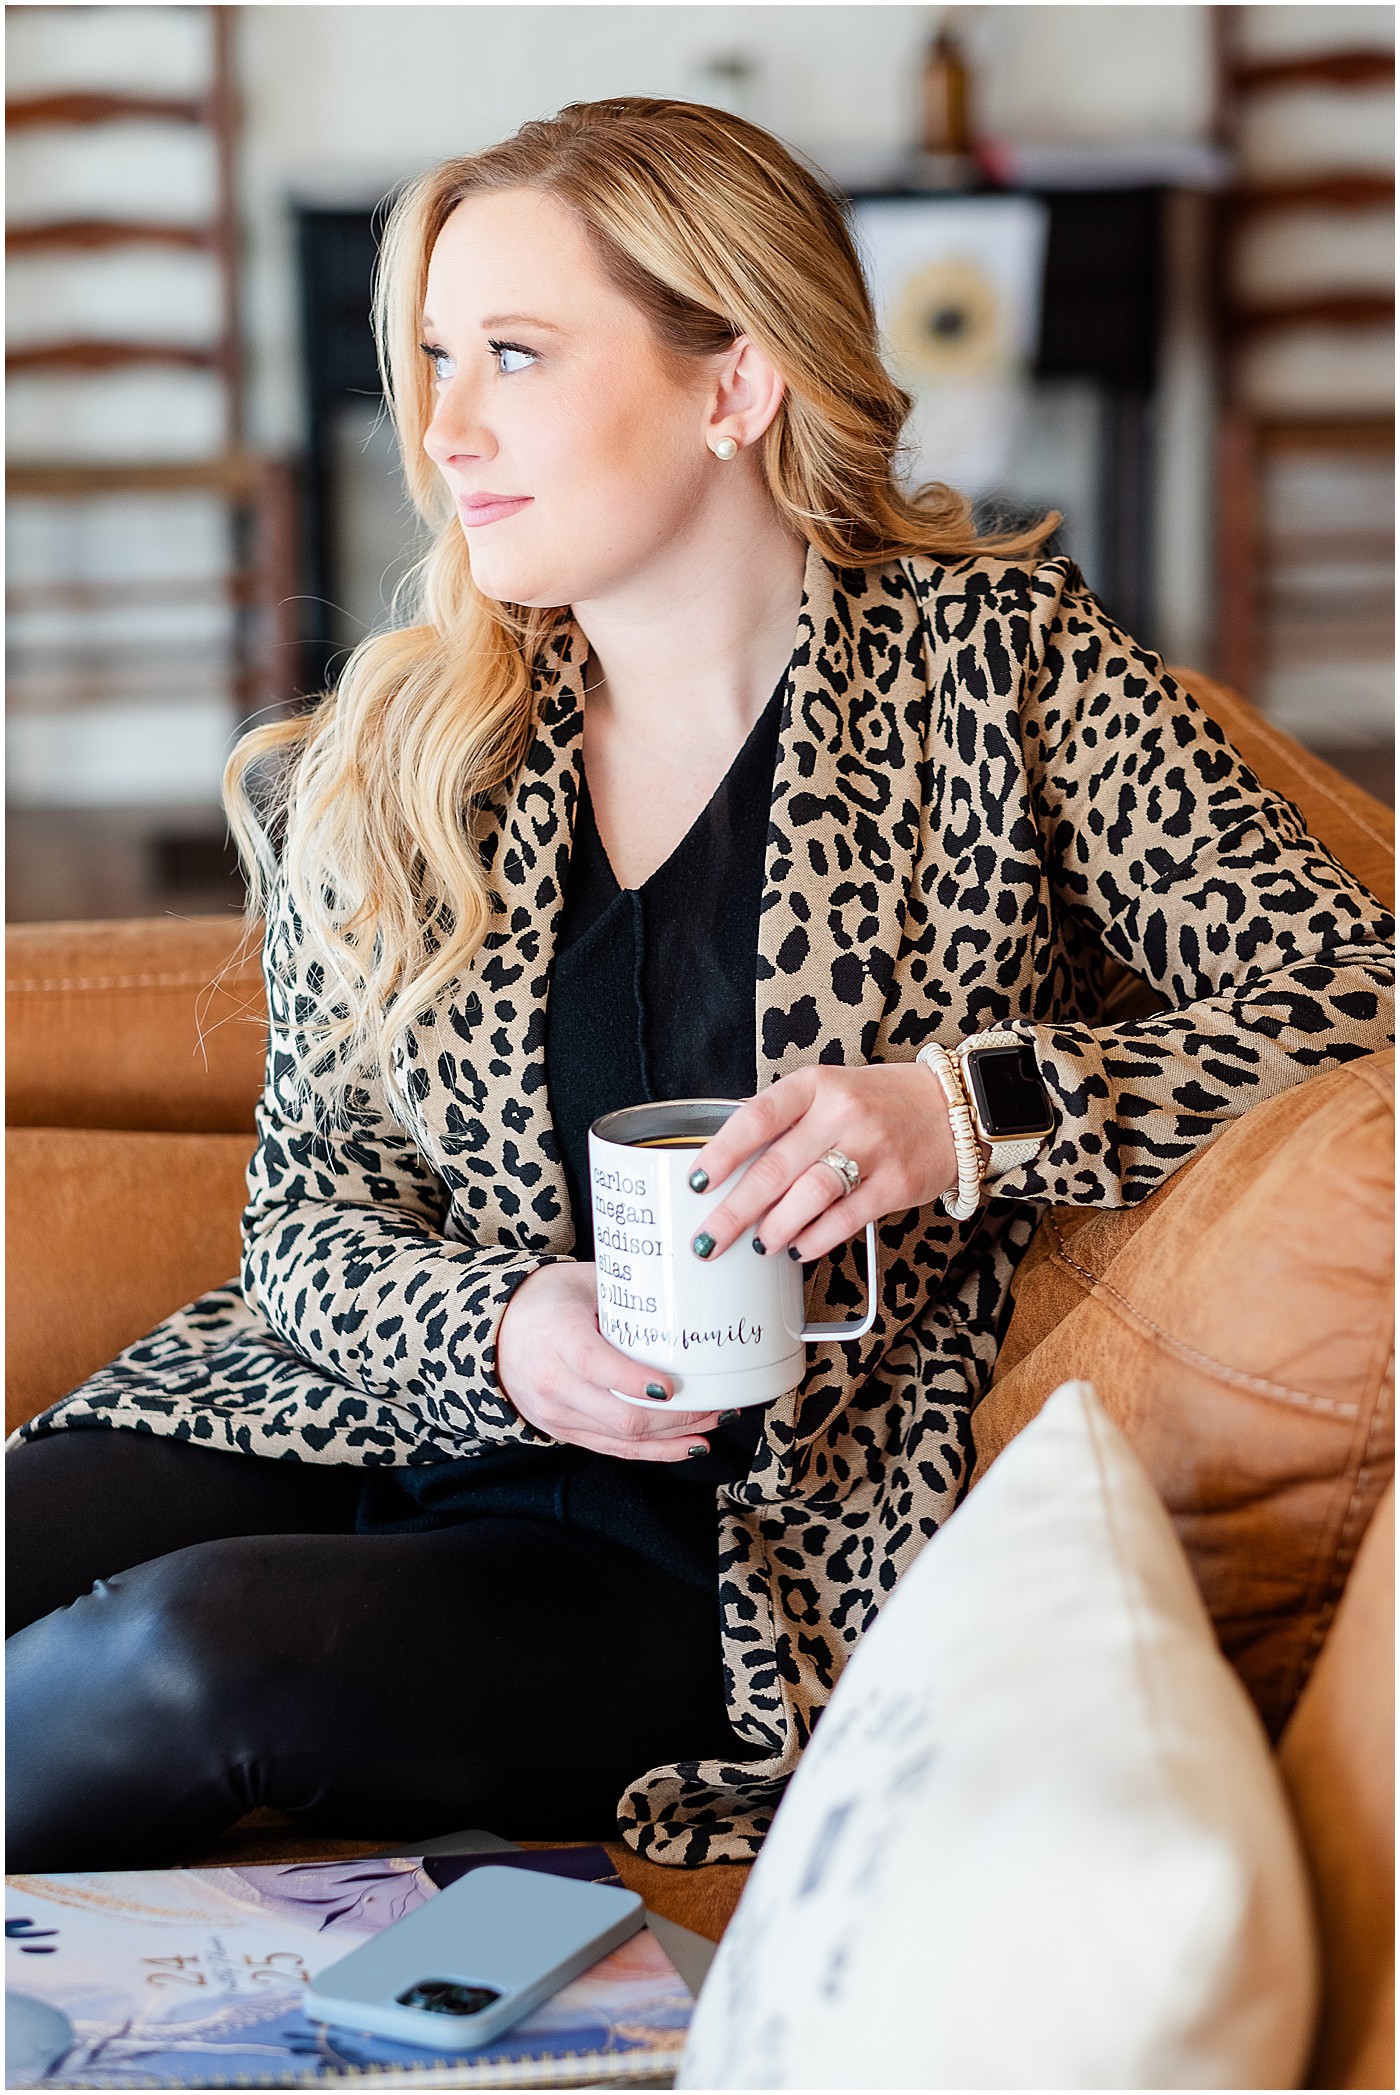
xmin=706 ymin=335 xmax=786 ymax=454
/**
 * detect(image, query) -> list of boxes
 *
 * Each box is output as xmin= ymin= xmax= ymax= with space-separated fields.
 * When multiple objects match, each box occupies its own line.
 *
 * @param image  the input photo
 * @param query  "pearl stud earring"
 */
xmin=713 ymin=436 xmax=739 ymax=460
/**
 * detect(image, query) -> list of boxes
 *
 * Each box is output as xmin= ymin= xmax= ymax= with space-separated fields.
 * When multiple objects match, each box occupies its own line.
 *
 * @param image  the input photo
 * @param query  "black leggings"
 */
xmin=6 ymin=1430 xmax=743 ymax=1873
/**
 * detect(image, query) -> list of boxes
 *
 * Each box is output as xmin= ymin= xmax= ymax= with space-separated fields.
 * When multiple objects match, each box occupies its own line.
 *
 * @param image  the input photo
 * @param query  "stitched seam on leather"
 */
xmin=1293 ymin=1326 xmax=1389 ymax=1656
xmin=7 ymin=968 xmax=261 ymax=996
xmin=1265 ymin=745 xmax=1383 ymax=858
xmin=1337 ymin=1348 xmax=1393 ymax=1584
xmin=1047 ymin=1217 xmax=1360 ymax=1420
xmin=1349 ymin=1054 xmax=1396 ymax=1112
xmin=1293 ymin=1345 xmax=1394 ymax=1702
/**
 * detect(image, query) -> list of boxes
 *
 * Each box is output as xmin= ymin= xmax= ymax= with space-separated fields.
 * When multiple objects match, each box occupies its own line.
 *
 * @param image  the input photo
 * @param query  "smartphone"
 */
xmin=303 ymin=1863 xmax=645 ymax=2052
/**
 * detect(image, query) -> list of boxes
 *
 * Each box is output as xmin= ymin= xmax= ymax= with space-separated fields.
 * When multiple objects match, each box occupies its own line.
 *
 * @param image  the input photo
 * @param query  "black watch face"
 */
xmin=967 ymin=1044 xmax=1055 ymax=1140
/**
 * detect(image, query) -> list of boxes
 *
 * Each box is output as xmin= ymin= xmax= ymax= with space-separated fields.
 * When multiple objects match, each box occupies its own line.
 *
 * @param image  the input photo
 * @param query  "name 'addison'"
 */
xmin=596 ymin=1223 xmax=664 ymax=1258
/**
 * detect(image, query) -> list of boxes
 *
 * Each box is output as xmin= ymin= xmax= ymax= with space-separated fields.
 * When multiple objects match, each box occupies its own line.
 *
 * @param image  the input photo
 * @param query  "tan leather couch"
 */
xmin=7 ymin=673 xmax=1394 ymax=2086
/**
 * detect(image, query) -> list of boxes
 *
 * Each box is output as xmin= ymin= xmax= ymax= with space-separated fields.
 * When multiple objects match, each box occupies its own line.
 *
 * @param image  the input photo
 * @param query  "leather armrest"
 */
xmin=7 ymin=916 xmax=266 ymax=1134
xmin=6 ymin=1126 xmax=255 ymax=1434
xmin=1089 ymin=671 xmax=1393 ymax=1027
xmin=1168 ymin=667 xmax=1393 ymax=913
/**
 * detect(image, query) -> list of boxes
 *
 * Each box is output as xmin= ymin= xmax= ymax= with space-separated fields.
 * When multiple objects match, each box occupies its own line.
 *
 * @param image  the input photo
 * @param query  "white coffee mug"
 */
xmin=589 ymin=1098 xmax=878 ymax=1411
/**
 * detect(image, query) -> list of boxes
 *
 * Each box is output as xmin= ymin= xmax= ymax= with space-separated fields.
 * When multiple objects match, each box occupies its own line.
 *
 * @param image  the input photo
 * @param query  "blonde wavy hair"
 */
xmin=225 ymin=95 xmax=1054 ymax=1105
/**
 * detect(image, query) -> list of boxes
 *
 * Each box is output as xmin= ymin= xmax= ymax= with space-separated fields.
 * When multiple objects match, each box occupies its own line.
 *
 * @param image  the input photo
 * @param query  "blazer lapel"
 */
xmin=756 ymin=548 xmax=926 ymax=1086
xmin=421 ymin=619 xmax=586 ymax=1255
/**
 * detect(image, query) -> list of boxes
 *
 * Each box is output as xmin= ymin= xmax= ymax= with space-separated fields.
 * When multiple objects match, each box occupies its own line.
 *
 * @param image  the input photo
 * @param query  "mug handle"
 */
xmin=800 ymin=1222 xmax=879 ymax=1342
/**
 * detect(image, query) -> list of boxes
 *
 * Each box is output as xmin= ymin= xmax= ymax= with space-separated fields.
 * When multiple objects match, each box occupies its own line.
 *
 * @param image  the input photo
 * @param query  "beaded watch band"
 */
xmin=954 ymin=1029 xmax=1054 ymax=1180
xmin=916 ymin=1043 xmax=984 ymax=1222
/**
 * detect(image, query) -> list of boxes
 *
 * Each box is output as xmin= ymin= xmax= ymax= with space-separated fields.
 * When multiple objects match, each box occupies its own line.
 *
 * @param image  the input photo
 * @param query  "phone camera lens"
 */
xmin=396 ymin=1978 xmax=501 ymax=2017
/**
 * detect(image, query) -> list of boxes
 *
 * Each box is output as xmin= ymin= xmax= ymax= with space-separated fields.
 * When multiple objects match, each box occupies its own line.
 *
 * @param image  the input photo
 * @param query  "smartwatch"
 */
xmin=954 ymin=1030 xmax=1056 ymax=1179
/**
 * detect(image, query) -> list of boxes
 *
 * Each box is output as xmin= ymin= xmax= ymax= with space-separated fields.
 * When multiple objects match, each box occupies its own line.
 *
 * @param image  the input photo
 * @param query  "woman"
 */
xmin=8 ymin=99 xmax=1392 ymax=1872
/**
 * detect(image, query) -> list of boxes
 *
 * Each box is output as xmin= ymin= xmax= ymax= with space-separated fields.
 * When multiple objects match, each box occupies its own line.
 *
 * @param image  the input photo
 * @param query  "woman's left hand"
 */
xmin=688 ymin=1061 xmax=973 ymax=1265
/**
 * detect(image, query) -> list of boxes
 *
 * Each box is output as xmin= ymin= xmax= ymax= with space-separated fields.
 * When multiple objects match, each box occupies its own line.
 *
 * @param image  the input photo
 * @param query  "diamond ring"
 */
xmin=818 ymin=1147 xmax=861 ymax=1198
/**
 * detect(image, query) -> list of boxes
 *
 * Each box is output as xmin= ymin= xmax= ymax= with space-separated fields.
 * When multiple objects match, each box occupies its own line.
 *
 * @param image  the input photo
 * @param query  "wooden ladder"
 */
xmin=6 ymin=6 xmax=298 ymax=915
xmin=1214 ymin=26 xmax=1394 ymax=712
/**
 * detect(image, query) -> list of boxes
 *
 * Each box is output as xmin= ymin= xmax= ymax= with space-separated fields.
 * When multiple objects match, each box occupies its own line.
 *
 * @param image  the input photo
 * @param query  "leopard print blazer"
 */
xmin=18 ymin=547 xmax=1394 ymax=1865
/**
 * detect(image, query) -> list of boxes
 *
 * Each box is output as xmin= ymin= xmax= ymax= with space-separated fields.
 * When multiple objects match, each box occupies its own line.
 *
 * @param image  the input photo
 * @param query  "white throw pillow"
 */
xmin=679 ymin=1380 xmax=1318 ymax=2090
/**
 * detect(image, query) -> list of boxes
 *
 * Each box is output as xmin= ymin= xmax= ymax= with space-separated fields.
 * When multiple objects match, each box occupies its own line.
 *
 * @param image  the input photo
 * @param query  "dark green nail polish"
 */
xmin=688 ymin=1167 xmax=709 ymax=1192
xmin=752 ymin=1235 xmax=766 ymax=1255
xmin=720 ymin=1410 xmax=741 ymax=1423
xmin=692 ymin=1232 xmax=715 ymax=1259
xmin=644 ymin=1382 xmax=668 ymax=1401
xmin=788 ymin=1245 xmax=803 ymax=1261
xmin=686 ymin=1443 xmax=708 ymax=1459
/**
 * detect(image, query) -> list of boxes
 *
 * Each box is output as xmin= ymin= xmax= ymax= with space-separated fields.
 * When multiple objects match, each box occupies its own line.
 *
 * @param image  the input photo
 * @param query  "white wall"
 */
xmin=236 ymin=3 xmax=914 ymax=451
xmin=961 ymin=5 xmax=1214 ymax=148
xmin=234 ymin=3 xmax=1217 ymax=451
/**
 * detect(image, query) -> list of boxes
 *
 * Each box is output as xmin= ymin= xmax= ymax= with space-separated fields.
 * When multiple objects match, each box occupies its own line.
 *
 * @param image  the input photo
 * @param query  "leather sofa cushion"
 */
xmin=973 ymin=1049 xmax=1394 ymax=1742
xmin=1279 ymin=1485 xmax=1394 ymax=2091
xmin=6 ymin=1126 xmax=255 ymax=1436
xmin=6 ymin=917 xmax=263 ymax=1135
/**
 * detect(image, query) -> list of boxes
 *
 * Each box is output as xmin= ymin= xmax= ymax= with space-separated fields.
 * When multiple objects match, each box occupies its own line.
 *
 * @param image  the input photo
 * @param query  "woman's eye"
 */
xmin=421 ymin=345 xmax=455 ymax=386
xmin=490 ymin=341 xmax=537 ymax=376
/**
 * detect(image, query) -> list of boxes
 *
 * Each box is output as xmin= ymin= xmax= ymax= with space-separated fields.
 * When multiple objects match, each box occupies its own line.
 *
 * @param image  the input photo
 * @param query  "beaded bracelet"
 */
xmin=916 ymin=1043 xmax=984 ymax=1221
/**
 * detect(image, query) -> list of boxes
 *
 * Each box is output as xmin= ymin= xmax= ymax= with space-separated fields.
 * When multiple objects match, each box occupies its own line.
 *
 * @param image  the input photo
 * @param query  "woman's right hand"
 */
xmin=495 ymin=1263 xmax=720 ymax=1461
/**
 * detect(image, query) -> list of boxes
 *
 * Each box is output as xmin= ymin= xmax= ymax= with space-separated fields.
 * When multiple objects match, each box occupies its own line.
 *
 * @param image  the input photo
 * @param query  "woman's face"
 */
xmin=421 ymin=187 xmax=730 ymax=609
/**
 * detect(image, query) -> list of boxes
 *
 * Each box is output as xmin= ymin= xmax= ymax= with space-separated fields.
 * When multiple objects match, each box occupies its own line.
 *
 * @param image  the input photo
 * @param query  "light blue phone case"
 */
xmin=303 ymin=1864 xmax=645 ymax=2052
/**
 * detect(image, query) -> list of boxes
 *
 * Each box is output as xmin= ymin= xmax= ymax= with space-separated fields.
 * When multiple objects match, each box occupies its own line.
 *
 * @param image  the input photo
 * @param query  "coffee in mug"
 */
xmin=588 ymin=1098 xmax=877 ymax=1411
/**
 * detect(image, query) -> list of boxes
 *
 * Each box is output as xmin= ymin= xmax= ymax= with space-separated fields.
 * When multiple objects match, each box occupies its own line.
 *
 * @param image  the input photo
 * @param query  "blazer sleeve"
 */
xmin=239 ymin=880 xmax=556 ymax=1447
xmin=984 ymin=564 xmax=1395 ymax=1209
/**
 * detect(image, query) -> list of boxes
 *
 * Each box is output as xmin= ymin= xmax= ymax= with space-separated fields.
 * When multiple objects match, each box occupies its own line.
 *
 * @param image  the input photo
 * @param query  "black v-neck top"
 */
xmin=354 ymin=675 xmax=784 ymax=1584
xmin=546 ymin=674 xmax=785 ymax=1260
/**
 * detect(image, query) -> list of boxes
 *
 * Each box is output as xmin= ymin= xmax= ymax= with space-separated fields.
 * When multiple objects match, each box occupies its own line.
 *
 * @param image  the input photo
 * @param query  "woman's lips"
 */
xmin=457 ymin=493 xmax=533 ymax=528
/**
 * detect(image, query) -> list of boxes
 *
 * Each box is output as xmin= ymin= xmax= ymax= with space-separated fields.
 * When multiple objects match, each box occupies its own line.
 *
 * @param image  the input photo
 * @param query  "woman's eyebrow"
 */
xmin=478 ymin=312 xmax=566 ymax=334
xmin=419 ymin=310 xmax=565 ymax=336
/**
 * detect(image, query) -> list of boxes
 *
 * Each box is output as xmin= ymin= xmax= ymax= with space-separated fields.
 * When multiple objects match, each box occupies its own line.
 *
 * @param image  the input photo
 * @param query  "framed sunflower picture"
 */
xmin=850 ymin=195 xmax=1050 ymax=498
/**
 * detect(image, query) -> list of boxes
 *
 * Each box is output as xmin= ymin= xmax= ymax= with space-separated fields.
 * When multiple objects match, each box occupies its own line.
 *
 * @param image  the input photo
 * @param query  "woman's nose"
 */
xmin=423 ymin=381 xmax=495 ymax=471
